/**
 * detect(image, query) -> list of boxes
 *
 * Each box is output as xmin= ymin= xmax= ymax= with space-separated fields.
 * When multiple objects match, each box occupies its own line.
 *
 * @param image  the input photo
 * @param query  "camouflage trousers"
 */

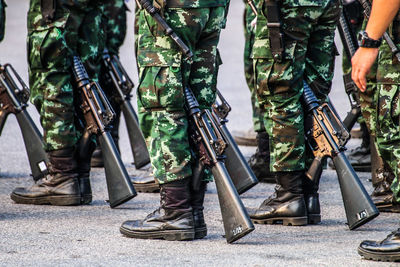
xmin=375 ymin=41 xmax=400 ymax=201
xmin=243 ymin=0 xmax=265 ymax=132
xmin=28 ymin=0 xmax=105 ymax=151
xmin=99 ymin=0 xmax=129 ymax=140
xmin=136 ymin=7 xmax=225 ymax=184
xmin=103 ymin=0 xmax=127 ymax=56
xmin=0 ymin=0 xmax=5 ymax=42
xmin=253 ymin=0 xmax=340 ymax=172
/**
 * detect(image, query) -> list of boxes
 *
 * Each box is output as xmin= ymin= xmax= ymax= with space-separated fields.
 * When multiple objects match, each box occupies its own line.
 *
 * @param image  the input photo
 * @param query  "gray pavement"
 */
xmin=0 ymin=1 xmax=398 ymax=266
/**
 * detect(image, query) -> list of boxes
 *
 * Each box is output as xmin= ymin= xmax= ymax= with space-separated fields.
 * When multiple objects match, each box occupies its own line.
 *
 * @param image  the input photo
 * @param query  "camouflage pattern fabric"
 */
xmin=28 ymin=0 xmax=106 ymax=151
xmin=103 ymin=0 xmax=127 ymax=56
xmin=243 ymin=0 xmax=265 ymax=132
xmin=99 ymin=0 xmax=129 ymax=143
xmin=252 ymin=0 xmax=340 ymax=172
xmin=165 ymin=0 xmax=226 ymax=8
xmin=0 ymin=0 xmax=5 ymax=42
xmin=375 ymin=35 xmax=400 ymax=201
xmin=137 ymin=6 xmax=226 ymax=184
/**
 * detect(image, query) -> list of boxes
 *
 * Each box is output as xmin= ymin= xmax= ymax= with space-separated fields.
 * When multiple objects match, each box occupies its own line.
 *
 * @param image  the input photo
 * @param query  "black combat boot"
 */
xmin=303 ymin=174 xmax=321 ymax=224
xmin=11 ymin=148 xmax=81 ymax=206
xmin=358 ymin=228 xmax=400 ymax=262
xmin=248 ymin=132 xmax=275 ymax=183
xmin=249 ymin=171 xmax=308 ymax=226
xmin=120 ymin=178 xmax=195 ymax=241
xmin=191 ymin=182 xmax=207 ymax=239
xmin=371 ymin=163 xmax=400 ymax=212
xmin=347 ymin=122 xmax=371 ymax=172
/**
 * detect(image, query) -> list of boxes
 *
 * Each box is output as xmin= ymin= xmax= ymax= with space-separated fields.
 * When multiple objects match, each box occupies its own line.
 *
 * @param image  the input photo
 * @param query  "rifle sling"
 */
xmin=265 ymin=0 xmax=284 ymax=62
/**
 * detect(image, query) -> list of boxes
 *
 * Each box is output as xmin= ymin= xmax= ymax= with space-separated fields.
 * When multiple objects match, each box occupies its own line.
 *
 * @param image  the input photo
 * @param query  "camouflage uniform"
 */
xmin=243 ymin=0 xmax=265 ymax=132
xmin=28 ymin=0 xmax=106 ymax=152
xmin=136 ymin=1 xmax=227 ymax=184
xmin=99 ymin=0 xmax=128 ymax=148
xmin=252 ymin=0 xmax=340 ymax=172
xmin=0 ymin=0 xmax=5 ymax=42
xmin=375 ymin=28 xmax=400 ymax=202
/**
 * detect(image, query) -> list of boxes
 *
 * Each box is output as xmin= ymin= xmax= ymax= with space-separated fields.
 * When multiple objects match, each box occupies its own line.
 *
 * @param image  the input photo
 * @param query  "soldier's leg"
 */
xmin=121 ymin=7 xmax=208 ymax=241
xmin=233 ymin=3 xmax=259 ymax=147
xmin=302 ymin=0 xmax=341 ymax=224
xmin=91 ymin=0 xmax=128 ymax=167
xmin=187 ymin=7 xmax=226 ymax=239
xmin=11 ymin=1 xmax=85 ymax=206
xmin=250 ymin=0 xmax=340 ymax=226
xmin=75 ymin=4 xmax=107 ymax=204
xmin=241 ymin=3 xmax=274 ymax=182
xmin=376 ymin=83 xmax=400 ymax=210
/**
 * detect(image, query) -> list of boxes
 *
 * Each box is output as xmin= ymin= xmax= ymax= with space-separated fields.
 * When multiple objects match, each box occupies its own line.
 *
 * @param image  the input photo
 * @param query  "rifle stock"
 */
xmin=303 ymin=82 xmax=379 ymax=229
xmin=121 ymin=101 xmax=150 ymax=169
xmin=102 ymin=51 xmax=150 ymax=169
xmin=0 ymin=63 xmax=49 ymax=180
xmin=212 ymin=161 xmax=255 ymax=243
xmin=99 ymin=131 xmax=137 ymax=208
xmin=16 ymin=110 xmax=49 ymax=180
xmin=333 ymin=152 xmax=379 ymax=229
xmin=73 ymin=56 xmax=137 ymax=208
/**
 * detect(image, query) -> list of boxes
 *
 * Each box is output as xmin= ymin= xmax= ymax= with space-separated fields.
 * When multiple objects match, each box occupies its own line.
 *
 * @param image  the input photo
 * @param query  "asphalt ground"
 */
xmin=0 ymin=1 xmax=399 ymax=266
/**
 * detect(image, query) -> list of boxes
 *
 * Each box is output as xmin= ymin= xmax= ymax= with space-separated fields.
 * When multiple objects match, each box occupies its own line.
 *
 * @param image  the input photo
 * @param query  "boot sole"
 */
xmin=134 ymin=183 xmax=160 ymax=193
xmin=358 ymin=246 xmax=400 ymax=262
xmin=195 ymin=226 xmax=207 ymax=239
xmin=10 ymin=193 xmax=81 ymax=206
xmin=252 ymin=216 xmax=308 ymax=226
xmin=120 ymin=226 xmax=195 ymax=241
xmin=308 ymin=214 xmax=321 ymax=224
xmin=81 ymin=195 xmax=92 ymax=205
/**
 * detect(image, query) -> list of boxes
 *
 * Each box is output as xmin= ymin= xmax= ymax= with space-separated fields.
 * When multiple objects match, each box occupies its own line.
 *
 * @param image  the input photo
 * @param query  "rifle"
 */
xmin=358 ymin=0 xmax=400 ymax=62
xmin=0 ymin=63 xmax=48 ymax=180
xmin=72 ymin=56 xmax=137 ymax=208
xmin=138 ymin=0 xmax=254 ymax=243
xmin=211 ymin=91 xmax=258 ymax=194
xmin=102 ymin=50 xmax=150 ymax=169
xmin=303 ymin=81 xmax=379 ymax=230
xmin=186 ymin=87 xmax=254 ymax=243
xmin=337 ymin=1 xmax=362 ymax=131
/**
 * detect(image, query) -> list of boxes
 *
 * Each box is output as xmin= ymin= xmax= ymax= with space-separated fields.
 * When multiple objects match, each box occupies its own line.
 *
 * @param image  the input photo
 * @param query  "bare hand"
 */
xmin=351 ymin=47 xmax=379 ymax=92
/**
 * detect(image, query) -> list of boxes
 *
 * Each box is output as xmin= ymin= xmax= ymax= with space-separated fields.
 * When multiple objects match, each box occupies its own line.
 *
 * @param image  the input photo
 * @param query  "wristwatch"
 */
xmin=358 ymin=31 xmax=382 ymax=48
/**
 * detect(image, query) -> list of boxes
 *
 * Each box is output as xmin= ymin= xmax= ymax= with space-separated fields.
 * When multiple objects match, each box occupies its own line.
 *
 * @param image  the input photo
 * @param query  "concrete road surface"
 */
xmin=0 ymin=1 xmax=398 ymax=266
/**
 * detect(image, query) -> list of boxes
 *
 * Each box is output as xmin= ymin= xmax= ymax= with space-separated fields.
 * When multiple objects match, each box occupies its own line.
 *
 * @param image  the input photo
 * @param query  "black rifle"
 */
xmin=212 ymin=91 xmax=258 ymax=194
xmin=102 ymin=50 xmax=150 ymax=169
xmin=139 ymin=0 xmax=254 ymax=242
xmin=358 ymin=0 xmax=400 ymax=62
xmin=0 ymin=63 xmax=48 ymax=180
xmin=337 ymin=1 xmax=362 ymax=131
xmin=186 ymin=87 xmax=254 ymax=243
xmin=303 ymin=82 xmax=379 ymax=230
xmin=72 ymin=56 xmax=137 ymax=208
